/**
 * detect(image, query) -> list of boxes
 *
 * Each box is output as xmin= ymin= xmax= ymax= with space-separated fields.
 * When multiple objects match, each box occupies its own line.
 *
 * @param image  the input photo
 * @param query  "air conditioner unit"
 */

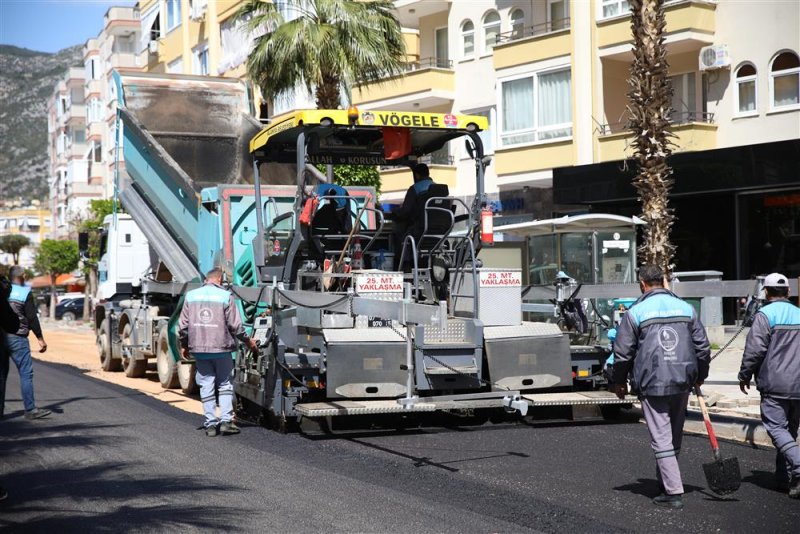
xmin=148 ymin=40 xmax=159 ymax=54
xmin=699 ymin=44 xmax=730 ymax=71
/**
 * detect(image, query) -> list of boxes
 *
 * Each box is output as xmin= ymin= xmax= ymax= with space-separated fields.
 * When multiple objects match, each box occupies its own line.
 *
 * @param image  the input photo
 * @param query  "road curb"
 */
xmin=628 ymin=406 xmax=774 ymax=449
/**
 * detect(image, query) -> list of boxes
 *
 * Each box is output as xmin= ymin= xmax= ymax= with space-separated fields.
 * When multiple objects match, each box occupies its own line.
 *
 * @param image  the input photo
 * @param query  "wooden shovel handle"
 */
xmin=695 ymin=386 xmax=720 ymax=456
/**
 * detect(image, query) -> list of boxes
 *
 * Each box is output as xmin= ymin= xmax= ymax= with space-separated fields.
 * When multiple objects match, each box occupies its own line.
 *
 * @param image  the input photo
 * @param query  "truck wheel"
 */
xmin=178 ymin=360 xmax=198 ymax=394
xmin=98 ymin=318 xmax=121 ymax=372
xmin=156 ymin=325 xmax=180 ymax=389
xmin=121 ymin=323 xmax=147 ymax=378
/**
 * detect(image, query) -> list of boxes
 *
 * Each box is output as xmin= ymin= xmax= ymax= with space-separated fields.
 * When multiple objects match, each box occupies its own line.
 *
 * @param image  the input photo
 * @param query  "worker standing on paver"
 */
xmin=738 ymin=272 xmax=800 ymax=499
xmin=611 ymin=264 xmax=711 ymax=509
xmin=179 ymin=268 xmax=257 ymax=437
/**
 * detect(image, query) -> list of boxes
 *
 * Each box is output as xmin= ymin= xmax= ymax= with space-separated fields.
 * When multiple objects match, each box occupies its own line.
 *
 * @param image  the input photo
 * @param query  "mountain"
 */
xmin=0 ymin=44 xmax=84 ymax=203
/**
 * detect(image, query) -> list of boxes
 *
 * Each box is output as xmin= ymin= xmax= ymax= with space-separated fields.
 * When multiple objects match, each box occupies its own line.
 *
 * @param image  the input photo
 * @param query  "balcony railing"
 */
xmin=404 ymin=57 xmax=453 ymax=71
xmin=595 ymin=111 xmax=715 ymax=135
xmin=496 ymin=18 xmax=571 ymax=44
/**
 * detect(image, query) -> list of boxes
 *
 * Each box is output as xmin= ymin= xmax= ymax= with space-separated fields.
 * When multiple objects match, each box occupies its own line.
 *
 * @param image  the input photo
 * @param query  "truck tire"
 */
xmin=121 ymin=323 xmax=147 ymax=378
xmin=98 ymin=318 xmax=121 ymax=372
xmin=156 ymin=324 xmax=179 ymax=389
xmin=178 ymin=360 xmax=198 ymax=394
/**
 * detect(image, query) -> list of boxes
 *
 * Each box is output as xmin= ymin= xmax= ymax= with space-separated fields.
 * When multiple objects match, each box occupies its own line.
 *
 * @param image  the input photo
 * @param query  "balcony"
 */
xmin=353 ymin=57 xmax=455 ymax=111
xmin=88 ymin=121 xmax=105 ymax=140
xmin=66 ymin=105 xmax=86 ymax=122
xmin=394 ymin=1 xmax=450 ymax=28
xmin=597 ymin=1 xmax=716 ymax=57
xmin=596 ymin=112 xmax=718 ymax=162
xmin=67 ymin=181 xmax=104 ymax=198
xmin=493 ymin=19 xmax=571 ymax=70
xmin=104 ymin=6 xmax=139 ymax=35
xmin=109 ymin=53 xmax=139 ymax=70
xmin=85 ymin=78 xmax=104 ymax=98
xmin=494 ymin=139 xmax=575 ymax=176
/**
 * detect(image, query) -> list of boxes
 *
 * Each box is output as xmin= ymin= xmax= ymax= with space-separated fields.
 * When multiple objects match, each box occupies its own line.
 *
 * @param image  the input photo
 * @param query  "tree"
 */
xmin=317 ymin=164 xmax=381 ymax=193
xmin=627 ymin=0 xmax=676 ymax=276
xmin=77 ymin=200 xmax=117 ymax=321
xmin=238 ymin=0 xmax=406 ymax=109
xmin=34 ymin=239 xmax=79 ymax=320
xmin=0 ymin=234 xmax=31 ymax=265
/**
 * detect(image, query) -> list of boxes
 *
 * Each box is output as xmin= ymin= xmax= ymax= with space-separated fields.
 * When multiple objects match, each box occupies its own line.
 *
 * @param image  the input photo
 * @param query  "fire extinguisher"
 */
xmin=299 ymin=195 xmax=319 ymax=226
xmin=480 ymin=204 xmax=494 ymax=245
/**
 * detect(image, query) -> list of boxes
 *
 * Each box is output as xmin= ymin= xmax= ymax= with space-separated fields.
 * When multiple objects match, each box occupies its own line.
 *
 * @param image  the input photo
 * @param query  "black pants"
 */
xmin=0 ymin=333 xmax=9 ymax=416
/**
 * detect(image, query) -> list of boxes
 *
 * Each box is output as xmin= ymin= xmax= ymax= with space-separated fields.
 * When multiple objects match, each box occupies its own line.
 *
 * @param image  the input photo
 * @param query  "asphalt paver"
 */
xmin=1 ymin=361 xmax=797 ymax=533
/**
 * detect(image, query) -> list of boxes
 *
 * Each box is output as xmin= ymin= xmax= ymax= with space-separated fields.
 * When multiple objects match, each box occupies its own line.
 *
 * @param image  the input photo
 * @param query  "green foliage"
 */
xmin=35 ymin=239 xmax=79 ymax=280
xmin=237 ymin=0 xmax=406 ymax=109
xmin=0 ymin=234 xmax=32 ymax=264
xmin=77 ymin=199 xmax=117 ymax=270
xmin=317 ymin=164 xmax=381 ymax=193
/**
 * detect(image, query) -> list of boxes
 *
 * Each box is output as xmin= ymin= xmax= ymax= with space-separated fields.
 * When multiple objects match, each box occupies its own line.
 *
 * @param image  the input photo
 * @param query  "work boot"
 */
xmin=775 ymin=478 xmax=790 ymax=492
xmin=652 ymin=493 xmax=684 ymax=509
xmin=205 ymin=425 xmax=219 ymax=437
xmin=789 ymin=478 xmax=800 ymax=499
xmin=24 ymin=408 xmax=51 ymax=420
xmin=220 ymin=421 xmax=240 ymax=435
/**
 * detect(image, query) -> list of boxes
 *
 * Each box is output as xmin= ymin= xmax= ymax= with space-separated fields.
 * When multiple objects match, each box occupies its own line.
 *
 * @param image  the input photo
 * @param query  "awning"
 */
xmin=29 ymin=274 xmax=84 ymax=289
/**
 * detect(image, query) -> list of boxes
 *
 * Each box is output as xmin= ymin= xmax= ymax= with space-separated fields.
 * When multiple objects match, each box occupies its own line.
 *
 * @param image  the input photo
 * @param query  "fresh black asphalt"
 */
xmin=1 ymin=360 xmax=797 ymax=533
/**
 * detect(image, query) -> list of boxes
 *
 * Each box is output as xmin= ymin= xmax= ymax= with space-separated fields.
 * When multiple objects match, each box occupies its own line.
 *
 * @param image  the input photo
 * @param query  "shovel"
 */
xmin=695 ymin=386 xmax=741 ymax=495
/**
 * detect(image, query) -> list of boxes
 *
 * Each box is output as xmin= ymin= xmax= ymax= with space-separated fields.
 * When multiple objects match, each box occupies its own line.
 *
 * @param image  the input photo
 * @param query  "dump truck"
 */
xmin=94 ymin=71 xmax=635 ymax=432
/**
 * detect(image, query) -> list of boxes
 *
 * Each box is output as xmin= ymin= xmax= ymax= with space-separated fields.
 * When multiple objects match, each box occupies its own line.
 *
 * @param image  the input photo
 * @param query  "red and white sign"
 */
xmin=443 ymin=114 xmax=458 ymax=127
xmin=479 ymin=270 xmax=521 ymax=288
xmin=355 ymin=273 xmax=404 ymax=293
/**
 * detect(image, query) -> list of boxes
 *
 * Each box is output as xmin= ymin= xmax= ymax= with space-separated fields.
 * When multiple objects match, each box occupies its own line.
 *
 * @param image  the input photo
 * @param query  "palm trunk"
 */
xmin=315 ymin=72 xmax=341 ymax=109
xmin=628 ymin=0 xmax=675 ymax=276
xmin=49 ymin=275 xmax=57 ymax=320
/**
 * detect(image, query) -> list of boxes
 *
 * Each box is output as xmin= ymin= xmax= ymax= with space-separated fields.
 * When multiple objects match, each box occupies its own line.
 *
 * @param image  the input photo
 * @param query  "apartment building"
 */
xmin=0 ymin=205 xmax=52 ymax=269
xmin=351 ymin=0 xmax=799 ymax=280
xmin=48 ymin=67 xmax=89 ymax=237
xmin=48 ymin=6 xmax=143 ymax=237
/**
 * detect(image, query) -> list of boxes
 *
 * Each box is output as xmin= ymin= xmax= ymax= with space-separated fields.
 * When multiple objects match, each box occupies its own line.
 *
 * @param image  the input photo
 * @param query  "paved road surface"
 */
xmin=1 ymin=361 xmax=797 ymax=533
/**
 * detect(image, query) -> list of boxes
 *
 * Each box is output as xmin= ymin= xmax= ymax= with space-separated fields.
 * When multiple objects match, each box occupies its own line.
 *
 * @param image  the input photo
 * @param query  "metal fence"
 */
xmin=496 ymin=18 xmax=571 ymax=44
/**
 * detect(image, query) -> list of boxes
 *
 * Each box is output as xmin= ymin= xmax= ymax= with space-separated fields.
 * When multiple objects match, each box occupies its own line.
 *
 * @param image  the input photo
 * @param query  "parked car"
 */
xmin=55 ymin=298 xmax=85 ymax=322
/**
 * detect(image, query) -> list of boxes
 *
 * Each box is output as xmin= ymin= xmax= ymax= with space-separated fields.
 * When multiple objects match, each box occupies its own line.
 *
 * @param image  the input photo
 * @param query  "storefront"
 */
xmin=551 ymin=139 xmax=800 ymax=280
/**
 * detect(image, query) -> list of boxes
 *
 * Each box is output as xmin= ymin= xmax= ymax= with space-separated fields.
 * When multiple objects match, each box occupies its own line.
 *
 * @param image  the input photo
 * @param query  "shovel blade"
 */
xmin=702 ymin=456 xmax=741 ymax=495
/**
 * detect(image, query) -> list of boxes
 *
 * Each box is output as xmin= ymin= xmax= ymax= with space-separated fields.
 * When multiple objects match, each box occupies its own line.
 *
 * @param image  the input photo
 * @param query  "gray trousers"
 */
xmin=641 ymin=391 xmax=690 ymax=495
xmin=760 ymin=396 xmax=800 ymax=482
xmin=195 ymin=356 xmax=235 ymax=428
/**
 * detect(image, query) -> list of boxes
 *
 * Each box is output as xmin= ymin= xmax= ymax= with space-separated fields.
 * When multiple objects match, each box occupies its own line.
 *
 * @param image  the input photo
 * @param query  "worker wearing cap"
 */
xmin=179 ymin=268 xmax=257 ymax=437
xmin=611 ymin=264 xmax=711 ymax=509
xmin=738 ymin=273 xmax=800 ymax=498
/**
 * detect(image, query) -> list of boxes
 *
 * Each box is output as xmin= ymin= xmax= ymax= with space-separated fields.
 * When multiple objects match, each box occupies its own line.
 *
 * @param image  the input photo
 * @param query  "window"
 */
xmin=193 ymin=44 xmax=209 ymax=75
xmin=140 ymin=3 xmax=161 ymax=52
xmin=549 ymin=0 xmax=569 ymax=30
xmin=510 ymin=9 xmax=525 ymax=40
xmin=167 ymin=0 xmax=182 ymax=32
xmin=499 ymin=68 xmax=572 ymax=147
xmin=435 ymin=27 xmax=449 ymax=68
xmin=770 ymin=51 xmax=800 ymax=110
xmin=85 ymin=57 xmax=101 ymax=80
xmin=87 ymin=98 xmax=104 ymax=123
xmin=220 ymin=15 xmax=256 ymax=74
xmin=190 ymin=0 xmax=208 ymax=20
xmin=669 ymin=72 xmax=697 ymax=123
xmin=73 ymin=128 xmax=86 ymax=145
xmin=167 ymin=57 xmax=184 ymax=74
xmin=93 ymin=142 xmax=103 ymax=163
xmin=600 ymin=0 xmax=630 ymax=19
xmin=482 ymin=11 xmax=501 ymax=53
xmin=734 ymin=63 xmax=757 ymax=116
xmin=461 ymin=20 xmax=474 ymax=58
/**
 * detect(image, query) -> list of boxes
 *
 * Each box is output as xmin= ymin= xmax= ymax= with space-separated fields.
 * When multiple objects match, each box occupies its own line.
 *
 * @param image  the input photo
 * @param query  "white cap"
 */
xmin=763 ymin=273 xmax=789 ymax=288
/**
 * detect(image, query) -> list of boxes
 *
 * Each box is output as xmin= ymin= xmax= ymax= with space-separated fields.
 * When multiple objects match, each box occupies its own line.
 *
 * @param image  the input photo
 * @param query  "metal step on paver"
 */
xmin=522 ymin=391 xmax=637 ymax=406
xmin=295 ymin=400 xmax=437 ymax=417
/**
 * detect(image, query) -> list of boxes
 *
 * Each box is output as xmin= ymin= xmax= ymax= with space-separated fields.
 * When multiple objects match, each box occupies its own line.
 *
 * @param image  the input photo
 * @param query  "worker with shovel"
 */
xmin=738 ymin=272 xmax=800 ymax=499
xmin=611 ymin=264 xmax=711 ymax=509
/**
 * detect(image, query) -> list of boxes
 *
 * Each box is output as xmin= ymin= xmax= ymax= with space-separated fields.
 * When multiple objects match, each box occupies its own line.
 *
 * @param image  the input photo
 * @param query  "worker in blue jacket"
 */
xmin=738 ymin=272 xmax=800 ymax=499
xmin=3 ymin=266 xmax=50 ymax=420
xmin=611 ymin=264 xmax=710 ymax=509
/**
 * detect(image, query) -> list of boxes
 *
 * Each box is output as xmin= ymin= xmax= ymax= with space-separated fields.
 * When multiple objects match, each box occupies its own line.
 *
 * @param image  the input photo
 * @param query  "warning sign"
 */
xmin=355 ymin=273 xmax=404 ymax=293
xmin=479 ymin=270 xmax=521 ymax=288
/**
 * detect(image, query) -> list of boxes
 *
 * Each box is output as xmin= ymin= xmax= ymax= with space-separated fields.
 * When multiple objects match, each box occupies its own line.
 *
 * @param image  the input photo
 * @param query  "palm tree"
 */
xmin=237 ymin=0 xmax=406 ymax=109
xmin=627 ymin=0 xmax=676 ymax=275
